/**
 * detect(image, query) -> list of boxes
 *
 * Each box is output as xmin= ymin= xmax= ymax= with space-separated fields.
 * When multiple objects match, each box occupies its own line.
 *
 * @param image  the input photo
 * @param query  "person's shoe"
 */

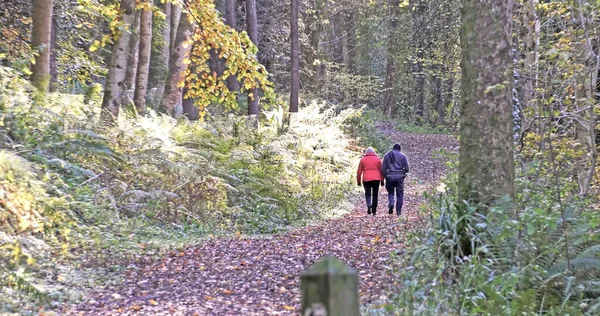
xmin=388 ymin=205 xmax=394 ymax=214
xmin=372 ymin=208 xmax=377 ymax=216
xmin=396 ymin=209 xmax=402 ymax=216
xmin=367 ymin=206 xmax=372 ymax=215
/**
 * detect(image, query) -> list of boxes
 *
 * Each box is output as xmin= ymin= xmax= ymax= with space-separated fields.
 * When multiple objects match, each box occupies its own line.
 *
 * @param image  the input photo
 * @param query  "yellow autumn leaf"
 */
xmin=148 ymin=299 xmax=158 ymax=306
xmin=283 ymin=305 xmax=295 ymax=311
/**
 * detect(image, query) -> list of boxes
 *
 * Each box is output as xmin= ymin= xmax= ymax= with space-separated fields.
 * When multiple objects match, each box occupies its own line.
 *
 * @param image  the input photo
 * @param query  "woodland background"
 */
xmin=1 ymin=0 xmax=600 ymax=314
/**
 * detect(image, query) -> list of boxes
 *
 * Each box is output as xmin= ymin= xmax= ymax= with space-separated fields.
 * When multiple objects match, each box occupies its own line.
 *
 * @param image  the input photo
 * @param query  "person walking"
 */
xmin=381 ymin=143 xmax=410 ymax=216
xmin=356 ymin=147 xmax=384 ymax=215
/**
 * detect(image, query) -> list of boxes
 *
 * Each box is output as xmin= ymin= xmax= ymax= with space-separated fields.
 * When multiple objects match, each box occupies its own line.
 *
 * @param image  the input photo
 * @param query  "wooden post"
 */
xmin=300 ymin=256 xmax=359 ymax=316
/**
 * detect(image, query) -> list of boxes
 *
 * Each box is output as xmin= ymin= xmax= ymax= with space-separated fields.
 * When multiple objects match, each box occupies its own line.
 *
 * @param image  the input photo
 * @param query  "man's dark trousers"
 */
xmin=386 ymin=174 xmax=405 ymax=215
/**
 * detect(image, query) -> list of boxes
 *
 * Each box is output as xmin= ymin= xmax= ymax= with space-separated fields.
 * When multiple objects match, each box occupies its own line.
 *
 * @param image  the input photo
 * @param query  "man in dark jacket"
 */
xmin=381 ymin=143 xmax=410 ymax=216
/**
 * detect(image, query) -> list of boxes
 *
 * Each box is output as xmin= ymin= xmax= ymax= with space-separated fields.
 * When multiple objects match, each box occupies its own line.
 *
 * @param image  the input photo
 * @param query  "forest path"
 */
xmin=67 ymin=125 xmax=457 ymax=315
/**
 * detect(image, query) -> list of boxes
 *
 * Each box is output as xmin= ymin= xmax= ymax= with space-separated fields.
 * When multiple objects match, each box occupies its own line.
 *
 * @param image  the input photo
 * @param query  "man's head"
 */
xmin=393 ymin=143 xmax=401 ymax=151
xmin=365 ymin=147 xmax=376 ymax=155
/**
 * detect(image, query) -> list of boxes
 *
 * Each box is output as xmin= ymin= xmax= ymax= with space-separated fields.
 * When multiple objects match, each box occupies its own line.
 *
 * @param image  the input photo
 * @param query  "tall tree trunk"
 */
xmin=170 ymin=4 xmax=182 ymax=51
xmin=225 ymin=0 xmax=240 ymax=92
xmin=101 ymin=0 xmax=136 ymax=123
xmin=411 ymin=0 xmax=426 ymax=122
xmin=49 ymin=15 xmax=58 ymax=92
xmin=161 ymin=13 xmax=193 ymax=117
xmin=30 ymin=0 xmax=54 ymax=92
xmin=458 ymin=0 xmax=515 ymax=205
xmin=346 ymin=9 xmax=358 ymax=102
xmin=133 ymin=2 xmax=153 ymax=115
xmin=434 ymin=73 xmax=445 ymax=125
xmin=522 ymin=0 xmax=539 ymax=110
xmin=246 ymin=0 xmax=259 ymax=118
xmin=124 ymin=10 xmax=140 ymax=93
xmin=148 ymin=1 xmax=171 ymax=111
xmin=289 ymin=0 xmax=300 ymax=113
xmin=383 ymin=0 xmax=399 ymax=117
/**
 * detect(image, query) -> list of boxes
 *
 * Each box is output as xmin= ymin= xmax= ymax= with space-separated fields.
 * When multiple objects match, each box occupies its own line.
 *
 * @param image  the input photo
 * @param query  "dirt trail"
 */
xmin=67 ymin=127 xmax=456 ymax=315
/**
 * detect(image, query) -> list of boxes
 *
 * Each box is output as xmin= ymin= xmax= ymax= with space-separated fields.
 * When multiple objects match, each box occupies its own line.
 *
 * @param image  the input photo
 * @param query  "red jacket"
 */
xmin=357 ymin=152 xmax=383 ymax=183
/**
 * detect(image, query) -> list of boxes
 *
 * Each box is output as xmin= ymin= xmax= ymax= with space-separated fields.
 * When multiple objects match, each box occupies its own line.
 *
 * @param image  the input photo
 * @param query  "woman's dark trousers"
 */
xmin=363 ymin=180 xmax=380 ymax=214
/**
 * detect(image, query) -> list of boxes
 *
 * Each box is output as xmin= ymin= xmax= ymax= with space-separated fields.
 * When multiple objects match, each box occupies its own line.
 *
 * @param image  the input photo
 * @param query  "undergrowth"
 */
xmin=368 ymin=150 xmax=600 ymax=315
xmin=0 ymin=66 xmax=360 ymax=312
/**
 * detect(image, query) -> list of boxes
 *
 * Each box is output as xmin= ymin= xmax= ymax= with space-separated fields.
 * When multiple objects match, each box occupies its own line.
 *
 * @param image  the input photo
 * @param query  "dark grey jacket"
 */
xmin=381 ymin=150 xmax=410 ymax=178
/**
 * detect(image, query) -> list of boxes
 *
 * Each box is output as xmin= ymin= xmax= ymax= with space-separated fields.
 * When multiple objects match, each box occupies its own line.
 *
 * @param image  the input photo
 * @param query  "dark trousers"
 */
xmin=363 ymin=180 xmax=380 ymax=213
xmin=386 ymin=175 xmax=405 ymax=214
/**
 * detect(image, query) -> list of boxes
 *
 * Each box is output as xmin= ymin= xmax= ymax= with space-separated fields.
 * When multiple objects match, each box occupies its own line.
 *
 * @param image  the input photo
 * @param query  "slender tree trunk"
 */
xmin=133 ymin=2 xmax=153 ymax=115
xmin=347 ymin=9 xmax=358 ymax=102
xmin=225 ymin=0 xmax=240 ymax=92
xmin=434 ymin=74 xmax=444 ymax=125
xmin=161 ymin=13 xmax=193 ymax=117
xmin=246 ymin=0 xmax=259 ymax=118
xmin=457 ymin=0 xmax=515 ymax=205
xmin=30 ymin=0 xmax=54 ymax=92
xmin=411 ymin=0 xmax=426 ymax=122
xmin=383 ymin=0 xmax=400 ymax=117
xmin=289 ymin=0 xmax=300 ymax=113
xmin=148 ymin=1 xmax=171 ymax=111
xmin=170 ymin=4 xmax=182 ymax=52
xmin=49 ymin=15 xmax=58 ymax=92
xmin=101 ymin=0 xmax=136 ymax=123
xmin=124 ymin=10 xmax=140 ymax=93
xmin=522 ymin=0 xmax=539 ymax=110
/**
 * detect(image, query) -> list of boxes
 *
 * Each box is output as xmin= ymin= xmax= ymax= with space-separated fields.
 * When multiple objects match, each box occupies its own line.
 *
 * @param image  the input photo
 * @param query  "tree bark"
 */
xmin=49 ymin=15 xmax=58 ymax=92
xmin=522 ymin=0 xmax=539 ymax=110
xmin=148 ymin=1 xmax=171 ymax=111
xmin=161 ymin=13 xmax=193 ymax=117
xmin=383 ymin=0 xmax=399 ymax=117
xmin=246 ymin=0 xmax=259 ymax=117
xmin=289 ymin=0 xmax=300 ymax=113
xmin=411 ymin=0 xmax=426 ymax=122
xmin=133 ymin=2 xmax=153 ymax=115
xmin=30 ymin=0 xmax=54 ymax=92
xmin=170 ymin=4 xmax=182 ymax=52
xmin=225 ymin=0 xmax=240 ymax=92
xmin=101 ymin=0 xmax=136 ymax=123
xmin=182 ymin=88 xmax=199 ymax=120
xmin=457 ymin=0 xmax=515 ymax=205
xmin=124 ymin=10 xmax=140 ymax=93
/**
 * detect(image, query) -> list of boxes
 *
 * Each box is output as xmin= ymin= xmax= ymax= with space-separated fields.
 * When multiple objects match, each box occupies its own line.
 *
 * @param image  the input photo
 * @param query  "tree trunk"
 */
xmin=411 ymin=0 xmax=426 ymax=122
xmin=161 ymin=13 xmax=193 ymax=117
xmin=383 ymin=0 xmax=399 ymax=117
xmin=170 ymin=4 xmax=182 ymax=52
xmin=182 ymin=88 xmax=199 ymax=120
xmin=133 ymin=2 xmax=153 ymax=115
xmin=30 ymin=0 xmax=54 ymax=92
xmin=289 ymin=0 xmax=300 ymax=113
xmin=225 ymin=0 xmax=240 ymax=92
xmin=522 ymin=0 xmax=539 ymax=110
xmin=148 ymin=1 xmax=171 ymax=111
xmin=434 ymin=74 xmax=444 ymax=125
xmin=246 ymin=0 xmax=259 ymax=118
xmin=124 ymin=10 xmax=140 ymax=93
xmin=101 ymin=0 xmax=136 ymax=123
xmin=457 ymin=0 xmax=515 ymax=205
xmin=346 ymin=9 xmax=358 ymax=102
xmin=49 ymin=15 xmax=58 ymax=92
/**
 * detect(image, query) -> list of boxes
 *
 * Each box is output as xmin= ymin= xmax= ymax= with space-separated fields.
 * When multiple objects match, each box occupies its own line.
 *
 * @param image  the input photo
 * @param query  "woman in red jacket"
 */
xmin=357 ymin=147 xmax=384 ymax=215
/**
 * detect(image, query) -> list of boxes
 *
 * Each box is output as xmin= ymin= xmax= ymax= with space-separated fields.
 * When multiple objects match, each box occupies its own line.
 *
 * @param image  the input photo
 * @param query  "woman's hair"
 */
xmin=365 ymin=147 xmax=376 ymax=154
